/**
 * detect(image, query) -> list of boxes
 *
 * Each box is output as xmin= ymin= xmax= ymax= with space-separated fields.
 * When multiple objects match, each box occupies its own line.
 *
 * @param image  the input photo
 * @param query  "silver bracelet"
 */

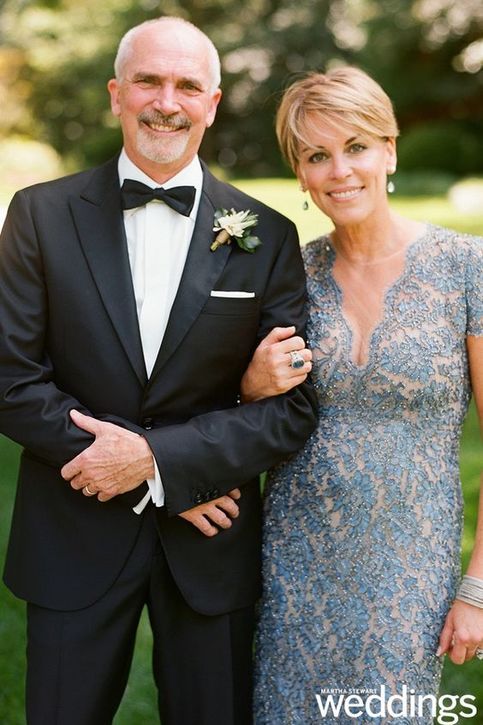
xmin=456 ymin=575 xmax=483 ymax=609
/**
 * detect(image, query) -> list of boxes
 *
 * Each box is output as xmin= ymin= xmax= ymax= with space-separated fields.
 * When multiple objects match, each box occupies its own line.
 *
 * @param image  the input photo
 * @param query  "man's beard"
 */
xmin=136 ymin=111 xmax=193 ymax=164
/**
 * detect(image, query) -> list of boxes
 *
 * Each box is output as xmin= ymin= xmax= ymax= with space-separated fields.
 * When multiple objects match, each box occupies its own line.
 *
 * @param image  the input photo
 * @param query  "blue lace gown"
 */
xmin=254 ymin=225 xmax=483 ymax=724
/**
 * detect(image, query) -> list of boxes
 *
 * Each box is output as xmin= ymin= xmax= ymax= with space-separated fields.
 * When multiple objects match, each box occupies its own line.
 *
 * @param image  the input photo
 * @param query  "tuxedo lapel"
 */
xmin=148 ymin=169 xmax=232 ymax=383
xmin=69 ymin=158 xmax=147 ymax=385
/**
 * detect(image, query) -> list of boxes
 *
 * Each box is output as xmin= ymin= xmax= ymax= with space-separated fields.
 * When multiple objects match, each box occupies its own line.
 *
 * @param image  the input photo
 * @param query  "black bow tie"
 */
xmin=121 ymin=179 xmax=196 ymax=217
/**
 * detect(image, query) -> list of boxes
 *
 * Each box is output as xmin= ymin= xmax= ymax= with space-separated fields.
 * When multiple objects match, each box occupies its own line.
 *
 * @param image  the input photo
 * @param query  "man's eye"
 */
xmin=134 ymin=78 xmax=157 ymax=88
xmin=180 ymin=82 xmax=202 ymax=92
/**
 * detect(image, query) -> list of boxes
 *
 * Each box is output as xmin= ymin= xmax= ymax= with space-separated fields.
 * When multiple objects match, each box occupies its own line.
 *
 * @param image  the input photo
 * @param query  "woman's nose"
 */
xmin=329 ymin=154 xmax=351 ymax=179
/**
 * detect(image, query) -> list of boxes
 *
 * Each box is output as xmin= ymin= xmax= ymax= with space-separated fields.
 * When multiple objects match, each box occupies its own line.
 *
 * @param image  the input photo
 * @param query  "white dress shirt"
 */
xmin=117 ymin=150 xmax=203 ymax=514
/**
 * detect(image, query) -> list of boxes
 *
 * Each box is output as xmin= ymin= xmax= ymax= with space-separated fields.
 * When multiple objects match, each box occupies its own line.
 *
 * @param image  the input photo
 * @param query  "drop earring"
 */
xmin=300 ymin=184 xmax=309 ymax=210
xmin=387 ymin=166 xmax=396 ymax=194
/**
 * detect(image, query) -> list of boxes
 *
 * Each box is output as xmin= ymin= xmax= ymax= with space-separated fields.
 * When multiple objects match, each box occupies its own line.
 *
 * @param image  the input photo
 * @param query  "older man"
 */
xmin=0 ymin=16 xmax=316 ymax=725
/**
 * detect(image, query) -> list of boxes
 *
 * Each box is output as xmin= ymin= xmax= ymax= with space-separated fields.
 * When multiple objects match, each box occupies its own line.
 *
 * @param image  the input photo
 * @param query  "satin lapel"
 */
xmin=148 ymin=176 xmax=232 ymax=383
xmin=69 ymin=158 xmax=147 ymax=385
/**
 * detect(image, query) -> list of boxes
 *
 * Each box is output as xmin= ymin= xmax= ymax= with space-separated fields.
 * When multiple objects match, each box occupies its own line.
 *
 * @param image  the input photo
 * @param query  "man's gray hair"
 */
xmin=114 ymin=17 xmax=221 ymax=91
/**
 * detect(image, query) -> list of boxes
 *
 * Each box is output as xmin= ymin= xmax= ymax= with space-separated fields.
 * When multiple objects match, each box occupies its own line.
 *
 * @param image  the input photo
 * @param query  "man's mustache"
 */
xmin=138 ymin=112 xmax=192 ymax=130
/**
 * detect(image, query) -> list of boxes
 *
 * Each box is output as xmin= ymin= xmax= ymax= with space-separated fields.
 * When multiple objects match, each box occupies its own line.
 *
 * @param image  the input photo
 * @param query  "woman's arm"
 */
xmin=437 ymin=335 xmax=483 ymax=664
xmin=240 ymin=326 xmax=312 ymax=402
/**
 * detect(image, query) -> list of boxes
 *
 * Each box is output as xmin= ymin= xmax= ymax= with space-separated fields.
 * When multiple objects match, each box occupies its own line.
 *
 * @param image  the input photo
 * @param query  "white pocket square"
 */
xmin=210 ymin=291 xmax=255 ymax=298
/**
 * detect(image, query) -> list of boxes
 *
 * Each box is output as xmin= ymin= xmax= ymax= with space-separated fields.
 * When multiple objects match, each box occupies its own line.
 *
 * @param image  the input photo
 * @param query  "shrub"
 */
xmin=397 ymin=123 xmax=483 ymax=176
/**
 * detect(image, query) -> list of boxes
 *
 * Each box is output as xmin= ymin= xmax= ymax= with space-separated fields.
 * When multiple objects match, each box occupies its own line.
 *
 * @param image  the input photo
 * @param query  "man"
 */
xmin=0 ymin=16 xmax=317 ymax=725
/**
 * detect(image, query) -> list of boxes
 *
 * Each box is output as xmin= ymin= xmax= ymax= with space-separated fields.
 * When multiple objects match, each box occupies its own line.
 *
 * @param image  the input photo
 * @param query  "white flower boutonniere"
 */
xmin=211 ymin=208 xmax=262 ymax=253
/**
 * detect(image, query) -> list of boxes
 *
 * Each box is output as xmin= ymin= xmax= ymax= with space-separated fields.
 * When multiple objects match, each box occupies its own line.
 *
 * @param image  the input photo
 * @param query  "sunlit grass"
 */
xmin=233 ymin=177 xmax=483 ymax=242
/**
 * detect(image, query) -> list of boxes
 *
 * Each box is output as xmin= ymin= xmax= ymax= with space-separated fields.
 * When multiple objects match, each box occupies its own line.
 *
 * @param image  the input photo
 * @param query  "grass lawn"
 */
xmin=0 ymin=179 xmax=482 ymax=723
xmin=235 ymin=177 xmax=483 ymax=242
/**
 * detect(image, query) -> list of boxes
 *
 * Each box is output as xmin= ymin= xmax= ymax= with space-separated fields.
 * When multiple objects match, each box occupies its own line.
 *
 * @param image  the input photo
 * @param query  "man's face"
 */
xmin=108 ymin=25 xmax=222 ymax=182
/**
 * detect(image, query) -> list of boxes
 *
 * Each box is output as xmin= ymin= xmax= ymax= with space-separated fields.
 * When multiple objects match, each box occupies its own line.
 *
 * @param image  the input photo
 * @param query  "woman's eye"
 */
xmin=348 ymin=143 xmax=367 ymax=153
xmin=308 ymin=151 xmax=328 ymax=163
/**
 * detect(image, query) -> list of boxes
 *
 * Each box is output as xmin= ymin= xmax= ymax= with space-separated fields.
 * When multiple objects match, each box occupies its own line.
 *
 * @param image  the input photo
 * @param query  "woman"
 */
xmin=240 ymin=68 xmax=483 ymax=723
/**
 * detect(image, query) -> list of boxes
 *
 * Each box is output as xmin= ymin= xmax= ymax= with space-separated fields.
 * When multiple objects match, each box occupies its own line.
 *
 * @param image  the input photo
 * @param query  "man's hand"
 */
xmin=179 ymin=489 xmax=241 ymax=537
xmin=61 ymin=409 xmax=155 ymax=502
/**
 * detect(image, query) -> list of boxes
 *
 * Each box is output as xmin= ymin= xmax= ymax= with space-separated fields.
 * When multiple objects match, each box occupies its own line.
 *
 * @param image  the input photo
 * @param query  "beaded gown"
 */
xmin=254 ymin=226 xmax=483 ymax=724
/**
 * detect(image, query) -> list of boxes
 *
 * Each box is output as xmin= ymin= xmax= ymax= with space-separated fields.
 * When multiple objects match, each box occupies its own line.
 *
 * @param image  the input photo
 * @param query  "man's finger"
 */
xmin=97 ymin=491 xmax=116 ymax=502
xmin=61 ymin=456 xmax=82 ymax=482
xmin=227 ymin=488 xmax=241 ymax=500
xmin=69 ymin=409 xmax=103 ymax=435
xmin=69 ymin=472 xmax=85 ymax=489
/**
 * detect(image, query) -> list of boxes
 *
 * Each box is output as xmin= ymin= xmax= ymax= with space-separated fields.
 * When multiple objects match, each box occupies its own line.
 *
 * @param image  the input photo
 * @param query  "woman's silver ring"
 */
xmin=476 ymin=648 xmax=483 ymax=660
xmin=289 ymin=351 xmax=305 ymax=369
xmin=84 ymin=485 xmax=96 ymax=496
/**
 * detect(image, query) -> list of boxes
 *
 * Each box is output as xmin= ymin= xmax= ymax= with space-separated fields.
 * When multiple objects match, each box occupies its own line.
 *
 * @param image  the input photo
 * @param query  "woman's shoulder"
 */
xmin=301 ymin=234 xmax=332 ymax=270
xmin=422 ymin=224 xmax=483 ymax=259
xmin=414 ymin=224 xmax=482 ymax=292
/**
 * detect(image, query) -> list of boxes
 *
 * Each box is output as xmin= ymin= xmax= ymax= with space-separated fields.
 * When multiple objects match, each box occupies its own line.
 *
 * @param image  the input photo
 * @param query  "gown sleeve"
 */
xmin=465 ymin=235 xmax=483 ymax=336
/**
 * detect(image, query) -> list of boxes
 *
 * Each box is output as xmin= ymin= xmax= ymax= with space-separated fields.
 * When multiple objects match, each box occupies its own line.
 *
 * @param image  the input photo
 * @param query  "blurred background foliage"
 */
xmin=0 ymin=0 xmax=482 ymax=183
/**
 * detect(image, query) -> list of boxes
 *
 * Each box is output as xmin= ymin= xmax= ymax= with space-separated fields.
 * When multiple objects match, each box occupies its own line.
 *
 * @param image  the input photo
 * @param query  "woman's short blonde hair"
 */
xmin=276 ymin=66 xmax=399 ymax=170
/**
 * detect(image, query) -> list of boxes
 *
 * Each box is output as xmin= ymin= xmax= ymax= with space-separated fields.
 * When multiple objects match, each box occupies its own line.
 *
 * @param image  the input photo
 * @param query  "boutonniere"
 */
xmin=210 ymin=208 xmax=262 ymax=253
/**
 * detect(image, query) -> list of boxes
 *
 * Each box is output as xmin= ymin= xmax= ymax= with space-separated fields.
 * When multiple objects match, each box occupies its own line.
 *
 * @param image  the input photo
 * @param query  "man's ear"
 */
xmin=206 ymin=88 xmax=222 ymax=129
xmin=107 ymin=78 xmax=121 ymax=117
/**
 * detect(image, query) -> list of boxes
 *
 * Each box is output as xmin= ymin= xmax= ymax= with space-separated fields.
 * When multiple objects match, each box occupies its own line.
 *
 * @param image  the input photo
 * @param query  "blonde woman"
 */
xmin=240 ymin=68 xmax=483 ymax=723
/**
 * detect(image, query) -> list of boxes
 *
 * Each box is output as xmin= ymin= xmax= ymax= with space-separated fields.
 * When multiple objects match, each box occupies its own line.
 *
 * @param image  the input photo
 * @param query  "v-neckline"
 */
xmin=325 ymin=225 xmax=429 ymax=372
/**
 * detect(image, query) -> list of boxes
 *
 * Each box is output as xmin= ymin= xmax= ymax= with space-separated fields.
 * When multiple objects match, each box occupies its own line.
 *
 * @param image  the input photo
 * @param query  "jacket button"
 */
xmin=142 ymin=417 xmax=153 ymax=430
xmin=193 ymin=492 xmax=204 ymax=505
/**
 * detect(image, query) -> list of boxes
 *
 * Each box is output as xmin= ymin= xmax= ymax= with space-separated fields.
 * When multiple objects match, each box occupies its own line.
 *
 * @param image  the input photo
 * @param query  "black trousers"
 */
xmin=26 ymin=506 xmax=254 ymax=725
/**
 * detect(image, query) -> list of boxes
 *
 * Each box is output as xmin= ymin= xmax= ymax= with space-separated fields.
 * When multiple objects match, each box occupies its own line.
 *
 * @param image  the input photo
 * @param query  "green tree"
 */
xmin=1 ymin=0 xmax=482 ymax=175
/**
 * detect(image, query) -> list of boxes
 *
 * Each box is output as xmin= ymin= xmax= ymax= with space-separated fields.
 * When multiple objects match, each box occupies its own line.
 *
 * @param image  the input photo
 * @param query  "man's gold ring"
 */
xmin=84 ymin=485 xmax=96 ymax=496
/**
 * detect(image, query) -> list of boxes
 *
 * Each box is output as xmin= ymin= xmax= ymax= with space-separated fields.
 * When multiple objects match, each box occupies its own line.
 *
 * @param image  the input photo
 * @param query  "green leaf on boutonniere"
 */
xmin=237 ymin=234 xmax=262 ymax=253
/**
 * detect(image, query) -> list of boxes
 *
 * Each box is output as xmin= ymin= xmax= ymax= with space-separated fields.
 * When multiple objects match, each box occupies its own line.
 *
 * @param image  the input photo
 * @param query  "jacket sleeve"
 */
xmin=144 ymin=221 xmax=318 ymax=515
xmin=0 ymin=190 xmax=145 ymax=468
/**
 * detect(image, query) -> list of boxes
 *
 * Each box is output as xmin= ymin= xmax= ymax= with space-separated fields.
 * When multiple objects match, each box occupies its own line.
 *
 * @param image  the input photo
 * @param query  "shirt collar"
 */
xmin=118 ymin=149 xmax=203 ymax=218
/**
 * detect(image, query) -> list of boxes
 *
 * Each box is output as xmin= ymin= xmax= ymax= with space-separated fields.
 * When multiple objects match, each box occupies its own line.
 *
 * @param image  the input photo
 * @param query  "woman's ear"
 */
xmin=385 ymin=137 xmax=397 ymax=173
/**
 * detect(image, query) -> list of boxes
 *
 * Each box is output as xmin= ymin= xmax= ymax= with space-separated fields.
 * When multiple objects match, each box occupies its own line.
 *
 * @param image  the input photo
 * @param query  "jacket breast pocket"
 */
xmin=200 ymin=296 xmax=259 ymax=317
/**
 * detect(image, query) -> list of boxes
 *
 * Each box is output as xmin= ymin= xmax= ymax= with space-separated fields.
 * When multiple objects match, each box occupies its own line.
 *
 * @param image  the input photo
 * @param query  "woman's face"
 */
xmin=296 ymin=114 xmax=396 ymax=228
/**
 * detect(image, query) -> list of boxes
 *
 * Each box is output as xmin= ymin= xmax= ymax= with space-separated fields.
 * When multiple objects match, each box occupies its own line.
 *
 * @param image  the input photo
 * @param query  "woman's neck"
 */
xmin=330 ymin=213 xmax=423 ymax=264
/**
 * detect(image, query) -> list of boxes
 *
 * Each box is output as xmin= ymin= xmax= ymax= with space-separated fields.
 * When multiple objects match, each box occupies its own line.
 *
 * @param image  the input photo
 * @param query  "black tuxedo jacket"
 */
xmin=0 ymin=156 xmax=317 ymax=614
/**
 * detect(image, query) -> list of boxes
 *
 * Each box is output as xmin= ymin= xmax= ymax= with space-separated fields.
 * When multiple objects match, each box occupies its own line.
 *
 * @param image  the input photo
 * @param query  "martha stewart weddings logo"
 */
xmin=315 ymin=685 xmax=477 ymax=724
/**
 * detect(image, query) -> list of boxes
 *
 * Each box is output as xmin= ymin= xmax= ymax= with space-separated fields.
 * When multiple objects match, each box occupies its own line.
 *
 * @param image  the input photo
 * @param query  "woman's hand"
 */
xmin=240 ymin=326 xmax=312 ymax=403
xmin=437 ymin=599 xmax=483 ymax=664
xmin=179 ymin=489 xmax=241 ymax=537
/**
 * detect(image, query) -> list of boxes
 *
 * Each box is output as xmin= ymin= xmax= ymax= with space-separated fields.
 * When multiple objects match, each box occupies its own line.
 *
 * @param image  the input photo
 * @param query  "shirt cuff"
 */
xmin=132 ymin=456 xmax=165 ymax=514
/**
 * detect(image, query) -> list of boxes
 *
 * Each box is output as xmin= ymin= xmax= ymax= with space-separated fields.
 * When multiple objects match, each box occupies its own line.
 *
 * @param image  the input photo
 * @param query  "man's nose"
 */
xmin=151 ymin=84 xmax=181 ymax=115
